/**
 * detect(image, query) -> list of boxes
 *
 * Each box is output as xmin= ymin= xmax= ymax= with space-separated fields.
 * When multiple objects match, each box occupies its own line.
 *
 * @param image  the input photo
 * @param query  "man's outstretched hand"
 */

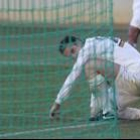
xmin=50 ymin=103 xmax=60 ymax=119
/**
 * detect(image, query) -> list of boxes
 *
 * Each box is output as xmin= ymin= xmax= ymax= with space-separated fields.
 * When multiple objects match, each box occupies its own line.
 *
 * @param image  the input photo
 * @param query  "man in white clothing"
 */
xmin=50 ymin=35 xmax=140 ymax=121
xmin=129 ymin=0 xmax=140 ymax=47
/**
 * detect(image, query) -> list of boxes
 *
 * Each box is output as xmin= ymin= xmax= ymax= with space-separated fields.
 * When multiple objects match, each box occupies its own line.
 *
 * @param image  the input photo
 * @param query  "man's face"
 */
xmin=63 ymin=44 xmax=81 ymax=59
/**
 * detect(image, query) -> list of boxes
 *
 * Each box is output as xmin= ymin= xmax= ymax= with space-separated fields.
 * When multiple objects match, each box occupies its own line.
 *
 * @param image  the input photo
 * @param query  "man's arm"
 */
xmin=128 ymin=0 xmax=140 ymax=47
xmin=50 ymin=48 xmax=89 ymax=118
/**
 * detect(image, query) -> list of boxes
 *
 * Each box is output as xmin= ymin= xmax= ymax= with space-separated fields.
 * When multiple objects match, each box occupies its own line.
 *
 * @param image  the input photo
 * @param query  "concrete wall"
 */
xmin=0 ymin=0 xmax=133 ymax=24
xmin=113 ymin=0 xmax=132 ymax=24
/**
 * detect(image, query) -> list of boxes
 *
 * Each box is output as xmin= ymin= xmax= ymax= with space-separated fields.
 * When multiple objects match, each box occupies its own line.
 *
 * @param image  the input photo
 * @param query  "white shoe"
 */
xmin=102 ymin=112 xmax=115 ymax=120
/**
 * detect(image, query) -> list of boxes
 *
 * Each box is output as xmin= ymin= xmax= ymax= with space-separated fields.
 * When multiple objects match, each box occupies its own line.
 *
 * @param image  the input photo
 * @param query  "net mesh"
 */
xmin=0 ymin=0 xmax=120 ymax=139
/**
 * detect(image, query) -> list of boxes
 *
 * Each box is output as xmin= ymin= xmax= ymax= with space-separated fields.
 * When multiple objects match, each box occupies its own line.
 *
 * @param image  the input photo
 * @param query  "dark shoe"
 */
xmin=89 ymin=116 xmax=102 ymax=121
xmin=89 ymin=113 xmax=103 ymax=122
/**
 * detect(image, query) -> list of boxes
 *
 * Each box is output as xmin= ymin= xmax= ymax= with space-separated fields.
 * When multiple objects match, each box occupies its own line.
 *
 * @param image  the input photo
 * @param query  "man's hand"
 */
xmin=50 ymin=102 xmax=60 ymax=119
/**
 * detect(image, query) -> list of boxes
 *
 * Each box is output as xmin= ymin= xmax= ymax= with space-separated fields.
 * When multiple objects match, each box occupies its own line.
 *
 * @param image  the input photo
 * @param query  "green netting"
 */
xmin=0 ymin=0 xmax=120 ymax=139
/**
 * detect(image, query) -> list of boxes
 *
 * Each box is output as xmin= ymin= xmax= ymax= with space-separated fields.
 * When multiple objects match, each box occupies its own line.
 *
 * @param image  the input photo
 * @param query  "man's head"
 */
xmin=59 ymin=35 xmax=84 ymax=59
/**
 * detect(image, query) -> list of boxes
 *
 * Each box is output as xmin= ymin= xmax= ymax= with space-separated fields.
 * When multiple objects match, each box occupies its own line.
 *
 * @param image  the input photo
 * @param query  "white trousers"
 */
xmin=90 ymin=74 xmax=140 ymax=120
xmin=89 ymin=76 xmax=115 ymax=117
xmin=115 ymin=66 xmax=140 ymax=120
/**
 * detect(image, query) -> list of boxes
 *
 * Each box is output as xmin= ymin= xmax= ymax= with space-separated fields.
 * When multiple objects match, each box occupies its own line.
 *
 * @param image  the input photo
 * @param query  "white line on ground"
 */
xmin=0 ymin=121 xmax=108 ymax=138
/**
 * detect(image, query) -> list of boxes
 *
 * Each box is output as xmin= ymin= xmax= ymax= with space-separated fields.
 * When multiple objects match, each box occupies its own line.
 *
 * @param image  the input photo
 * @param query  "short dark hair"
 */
xmin=59 ymin=35 xmax=83 ymax=54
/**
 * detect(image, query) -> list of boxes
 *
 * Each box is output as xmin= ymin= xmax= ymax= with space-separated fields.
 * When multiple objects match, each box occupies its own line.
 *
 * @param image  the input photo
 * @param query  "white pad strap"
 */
xmin=88 ymin=74 xmax=105 ymax=90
